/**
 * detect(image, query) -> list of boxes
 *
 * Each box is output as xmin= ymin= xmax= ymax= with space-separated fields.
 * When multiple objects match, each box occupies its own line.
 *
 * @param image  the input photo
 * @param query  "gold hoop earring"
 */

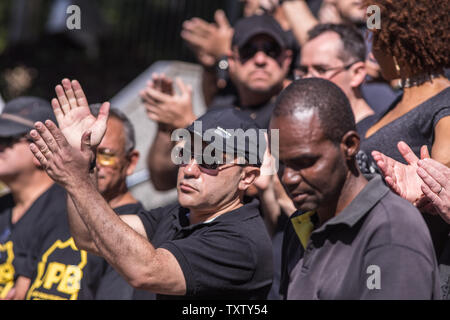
xmin=393 ymin=56 xmax=400 ymax=75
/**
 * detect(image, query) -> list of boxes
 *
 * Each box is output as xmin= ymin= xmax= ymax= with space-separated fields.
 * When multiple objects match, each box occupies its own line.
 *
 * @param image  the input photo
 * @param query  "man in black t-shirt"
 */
xmin=0 ymin=97 xmax=106 ymax=300
xmin=0 ymin=97 xmax=61 ymax=299
xmin=30 ymin=79 xmax=273 ymax=299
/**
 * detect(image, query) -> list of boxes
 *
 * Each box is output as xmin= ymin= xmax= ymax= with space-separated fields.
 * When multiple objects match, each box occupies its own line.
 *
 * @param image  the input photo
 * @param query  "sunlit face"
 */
xmin=96 ymin=117 xmax=132 ymax=198
xmin=300 ymin=32 xmax=356 ymax=98
xmin=176 ymin=144 xmax=246 ymax=212
xmin=0 ymin=134 xmax=36 ymax=181
xmin=229 ymin=34 xmax=291 ymax=96
xmin=335 ymin=0 xmax=366 ymax=24
xmin=270 ymin=110 xmax=348 ymax=212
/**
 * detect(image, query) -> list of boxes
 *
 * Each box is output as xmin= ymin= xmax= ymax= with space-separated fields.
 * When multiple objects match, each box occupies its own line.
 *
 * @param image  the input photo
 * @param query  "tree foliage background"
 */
xmin=0 ymin=0 xmax=238 ymax=104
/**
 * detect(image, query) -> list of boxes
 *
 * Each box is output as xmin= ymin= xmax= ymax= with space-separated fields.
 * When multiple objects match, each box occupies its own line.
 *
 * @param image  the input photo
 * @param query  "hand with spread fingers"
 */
xmin=181 ymin=10 xmax=233 ymax=68
xmin=373 ymin=141 xmax=450 ymax=222
xmin=29 ymin=120 xmax=94 ymax=188
xmin=139 ymin=73 xmax=195 ymax=130
xmin=52 ymin=78 xmax=110 ymax=149
xmin=28 ymin=78 xmax=110 ymax=187
xmin=372 ymin=141 xmax=430 ymax=204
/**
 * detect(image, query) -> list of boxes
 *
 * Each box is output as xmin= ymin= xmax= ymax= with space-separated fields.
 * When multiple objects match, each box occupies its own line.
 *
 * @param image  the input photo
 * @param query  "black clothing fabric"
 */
xmin=18 ymin=185 xmax=104 ymax=300
xmin=282 ymin=176 xmax=441 ymax=299
xmin=360 ymin=87 xmax=450 ymax=166
xmin=209 ymin=95 xmax=276 ymax=130
xmin=137 ymin=199 xmax=273 ymax=300
xmin=0 ymin=184 xmax=66 ymax=298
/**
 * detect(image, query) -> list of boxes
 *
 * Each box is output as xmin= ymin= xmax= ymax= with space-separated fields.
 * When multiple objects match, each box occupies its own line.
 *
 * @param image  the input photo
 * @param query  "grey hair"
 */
xmin=89 ymin=103 xmax=136 ymax=153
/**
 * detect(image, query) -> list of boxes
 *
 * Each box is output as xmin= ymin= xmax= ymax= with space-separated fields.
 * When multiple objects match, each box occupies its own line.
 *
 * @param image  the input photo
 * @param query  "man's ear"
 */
xmin=126 ymin=150 xmax=140 ymax=176
xmin=349 ymin=61 xmax=367 ymax=88
xmin=281 ymin=49 xmax=293 ymax=71
xmin=227 ymin=48 xmax=236 ymax=69
xmin=340 ymin=130 xmax=360 ymax=160
xmin=239 ymin=166 xmax=260 ymax=191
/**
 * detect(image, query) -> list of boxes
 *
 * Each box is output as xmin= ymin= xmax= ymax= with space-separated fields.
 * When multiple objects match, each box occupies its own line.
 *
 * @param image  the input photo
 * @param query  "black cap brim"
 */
xmin=235 ymin=28 xmax=285 ymax=50
xmin=0 ymin=118 xmax=32 ymax=137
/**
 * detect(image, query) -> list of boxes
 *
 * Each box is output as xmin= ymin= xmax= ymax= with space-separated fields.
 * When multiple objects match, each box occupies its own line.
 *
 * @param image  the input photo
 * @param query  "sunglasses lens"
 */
xmin=239 ymin=45 xmax=257 ymax=62
xmin=264 ymin=43 xmax=281 ymax=59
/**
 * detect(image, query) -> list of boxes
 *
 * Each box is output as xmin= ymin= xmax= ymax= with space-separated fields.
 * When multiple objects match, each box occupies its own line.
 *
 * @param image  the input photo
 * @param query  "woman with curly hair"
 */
xmin=360 ymin=0 xmax=450 ymax=278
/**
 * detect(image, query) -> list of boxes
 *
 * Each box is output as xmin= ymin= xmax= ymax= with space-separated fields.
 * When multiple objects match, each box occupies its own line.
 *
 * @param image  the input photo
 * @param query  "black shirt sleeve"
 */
xmin=137 ymin=205 xmax=174 ymax=240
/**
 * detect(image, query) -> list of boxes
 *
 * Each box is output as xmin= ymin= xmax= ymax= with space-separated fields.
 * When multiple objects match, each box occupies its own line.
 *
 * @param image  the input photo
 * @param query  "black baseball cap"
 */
xmin=0 ymin=96 xmax=56 ymax=137
xmin=186 ymin=107 xmax=266 ymax=167
xmin=232 ymin=14 xmax=288 ymax=50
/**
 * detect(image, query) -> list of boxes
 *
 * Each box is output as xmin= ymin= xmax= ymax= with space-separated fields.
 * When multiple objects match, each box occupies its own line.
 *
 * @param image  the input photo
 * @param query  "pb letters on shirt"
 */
xmin=27 ymin=238 xmax=87 ymax=300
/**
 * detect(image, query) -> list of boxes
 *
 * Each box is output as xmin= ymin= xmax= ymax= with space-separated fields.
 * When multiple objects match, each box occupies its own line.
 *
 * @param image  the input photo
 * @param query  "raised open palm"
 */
xmin=372 ymin=141 xmax=430 ymax=203
xmin=52 ymin=78 xmax=109 ymax=149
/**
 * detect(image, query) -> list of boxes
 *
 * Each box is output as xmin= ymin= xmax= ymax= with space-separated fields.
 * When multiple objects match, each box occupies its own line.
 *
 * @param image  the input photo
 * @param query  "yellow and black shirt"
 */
xmin=0 ymin=184 xmax=66 ymax=298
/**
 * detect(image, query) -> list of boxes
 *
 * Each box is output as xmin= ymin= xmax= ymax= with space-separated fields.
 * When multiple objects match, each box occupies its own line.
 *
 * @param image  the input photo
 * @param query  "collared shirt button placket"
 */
xmin=301 ymin=243 xmax=314 ymax=274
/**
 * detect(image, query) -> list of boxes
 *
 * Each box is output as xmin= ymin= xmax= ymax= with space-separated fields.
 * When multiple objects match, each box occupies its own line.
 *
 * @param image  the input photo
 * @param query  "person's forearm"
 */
xmin=147 ymin=127 xmax=178 ymax=190
xmin=65 ymin=178 xmax=158 ymax=287
xmin=67 ymin=190 xmax=100 ymax=255
xmin=282 ymin=0 xmax=319 ymax=45
xmin=258 ymin=186 xmax=281 ymax=237
xmin=201 ymin=67 xmax=219 ymax=107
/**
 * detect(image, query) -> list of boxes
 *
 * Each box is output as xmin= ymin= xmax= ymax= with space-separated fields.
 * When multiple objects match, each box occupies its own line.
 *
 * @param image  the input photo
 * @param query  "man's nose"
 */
xmin=182 ymin=158 xmax=201 ymax=178
xmin=282 ymin=166 xmax=302 ymax=189
xmin=253 ymin=50 xmax=268 ymax=66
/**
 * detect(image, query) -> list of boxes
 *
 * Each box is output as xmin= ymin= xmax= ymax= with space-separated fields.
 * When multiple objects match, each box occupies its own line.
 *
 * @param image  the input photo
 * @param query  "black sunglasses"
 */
xmin=238 ymin=41 xmax=282 ymax=63
xmin=174 ymin=146 xmax=248 ymax=176
xmin=0 ymin=134 xmax=33 ymax=150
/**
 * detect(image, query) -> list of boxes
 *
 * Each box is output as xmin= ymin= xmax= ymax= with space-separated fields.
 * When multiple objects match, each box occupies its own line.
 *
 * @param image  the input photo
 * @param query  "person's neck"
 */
xmin=189 ymin=197 xmax=243 ymax=225
xmin=316 ymin=169 xmax=368 ymax=227
xmin=104 ymin=188 xmax=138 ymax=209
xmin=5 ymin=171 xmax=54 ymax=222
xmin=238 ymin=86 xmax=281 ymax=108
xmin=400 ymin=76 xmax=449 ymax=110
xmin=349 ymin=89 xmax=375 ymax=123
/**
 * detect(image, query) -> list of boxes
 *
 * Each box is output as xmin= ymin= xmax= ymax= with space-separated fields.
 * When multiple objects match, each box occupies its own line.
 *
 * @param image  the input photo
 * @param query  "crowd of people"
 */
xmin=0 ymin=0 xmax=449 ymax=300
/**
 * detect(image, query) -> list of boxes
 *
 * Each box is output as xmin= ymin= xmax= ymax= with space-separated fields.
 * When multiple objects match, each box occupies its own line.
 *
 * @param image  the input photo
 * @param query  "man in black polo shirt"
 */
xmin=28 ymin=79 xmax=273 ymax=299
xmin=271 ymin=78 xmax=441 ymax=299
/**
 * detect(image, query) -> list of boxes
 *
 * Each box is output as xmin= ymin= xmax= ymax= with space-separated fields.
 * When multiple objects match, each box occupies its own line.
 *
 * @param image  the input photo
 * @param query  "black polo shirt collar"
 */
xmin=313 ymin=175 xmax=389 ymax=234
xmin=172 ymin=198 xmax=261 ymax=233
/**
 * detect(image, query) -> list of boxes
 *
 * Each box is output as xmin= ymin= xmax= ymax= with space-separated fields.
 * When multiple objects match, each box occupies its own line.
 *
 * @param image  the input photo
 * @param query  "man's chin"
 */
xmin=294 ymin=199 xmax=318 ymax=213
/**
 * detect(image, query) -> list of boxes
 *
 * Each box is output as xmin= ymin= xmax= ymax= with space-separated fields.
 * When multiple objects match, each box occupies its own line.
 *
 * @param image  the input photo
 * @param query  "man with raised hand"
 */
xmin=29 ymin=79 xmax=273 ymax=299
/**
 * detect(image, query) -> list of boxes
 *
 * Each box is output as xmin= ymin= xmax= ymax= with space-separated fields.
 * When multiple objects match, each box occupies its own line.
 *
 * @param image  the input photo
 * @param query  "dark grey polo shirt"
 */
xmin=286 ymin=175 xmax=441 ymax=299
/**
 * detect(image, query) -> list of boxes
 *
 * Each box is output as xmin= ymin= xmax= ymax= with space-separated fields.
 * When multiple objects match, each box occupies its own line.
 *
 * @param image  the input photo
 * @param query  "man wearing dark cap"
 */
xmin=217 ymin=14 xmax=292 ymax=128
xmin=29 ymin=79 xmax=273 ymax=299
xmin=273 ymin=78 xmax=441 ymax=299
xmin=0 ymin=96 xmax=111 ymax=300
xmin=145 ymin=14 xmax=292 ymax=191
xmin=0 ymin=97 xmax=62 ymax=299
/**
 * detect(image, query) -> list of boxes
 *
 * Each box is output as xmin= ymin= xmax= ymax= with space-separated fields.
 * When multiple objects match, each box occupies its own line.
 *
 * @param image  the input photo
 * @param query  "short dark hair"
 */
xmin=89 ymin=104 xmax=136 ymax=153
xmin=307 ymin=23 xmax=366 ymax=64
xmin=272 ymin=78 xmax=356 ymax=144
